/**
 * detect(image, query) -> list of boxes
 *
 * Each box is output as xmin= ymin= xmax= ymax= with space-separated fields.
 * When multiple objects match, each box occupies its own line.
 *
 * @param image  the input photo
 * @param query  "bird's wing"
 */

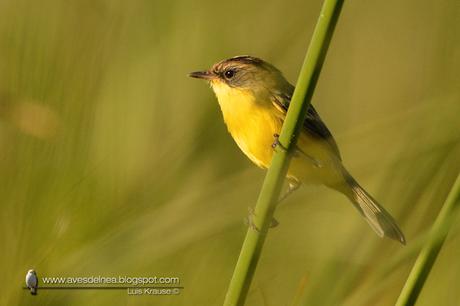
xmin=271 ymin=88 xmax=342 ymax=160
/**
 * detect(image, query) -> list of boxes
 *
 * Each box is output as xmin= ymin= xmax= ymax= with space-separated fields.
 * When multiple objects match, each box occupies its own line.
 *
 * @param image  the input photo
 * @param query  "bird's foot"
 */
xmin=278 ymin=180 xmax=301 ymax=203
xmin=245 ymin=207 xmax=279 ymax=232
xmin=271 ymin=134 xmax=288 ymax=152
xmin=272 ymin=135 xmax=321 ymax=168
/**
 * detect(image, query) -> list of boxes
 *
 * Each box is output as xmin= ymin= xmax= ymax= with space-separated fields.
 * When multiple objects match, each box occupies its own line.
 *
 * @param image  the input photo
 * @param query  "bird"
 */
xmin=25 ymin=269 xmax=38 ymax=295
xmin=189 ymin=55 xmax=405 ymax=244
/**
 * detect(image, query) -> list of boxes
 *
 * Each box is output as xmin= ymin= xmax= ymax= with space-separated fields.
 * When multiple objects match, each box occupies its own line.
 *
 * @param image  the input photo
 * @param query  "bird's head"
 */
xmin=189 ymin=56 xmax=292 ymax=102
xmin=27 ymin=269 xmax=36 ymax=275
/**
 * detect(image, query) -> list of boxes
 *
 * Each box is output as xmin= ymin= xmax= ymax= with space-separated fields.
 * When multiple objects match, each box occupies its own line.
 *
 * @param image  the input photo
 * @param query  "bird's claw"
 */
xmin=272 ymin=134 xmax=288 ymax=152
xmin=272 ymin=135 xmax=321 ymax=168
xmin=278 ymin=180 xmax=301 ymax=203
xmin=245 ymin=207 xmax=260 ymax=232
xmin=245 ymin=207 xmax=279 ymax=232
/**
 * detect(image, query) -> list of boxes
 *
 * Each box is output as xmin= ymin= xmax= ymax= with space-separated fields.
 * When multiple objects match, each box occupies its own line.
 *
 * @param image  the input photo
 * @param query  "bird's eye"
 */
xmin=224 ymin=69 xmax=235 ymax=79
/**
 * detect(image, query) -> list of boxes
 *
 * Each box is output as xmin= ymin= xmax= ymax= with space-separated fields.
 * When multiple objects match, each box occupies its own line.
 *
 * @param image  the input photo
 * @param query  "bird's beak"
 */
xmin=188 ymin=70 xmax=215 ymax=80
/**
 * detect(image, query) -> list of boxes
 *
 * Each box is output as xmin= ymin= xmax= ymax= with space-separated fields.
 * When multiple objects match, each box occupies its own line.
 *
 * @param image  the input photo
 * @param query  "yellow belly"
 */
xmin=214 ymin=85 xmax=282 ymax=168
xmin=213 ymin=82 xmax=342 ymax=186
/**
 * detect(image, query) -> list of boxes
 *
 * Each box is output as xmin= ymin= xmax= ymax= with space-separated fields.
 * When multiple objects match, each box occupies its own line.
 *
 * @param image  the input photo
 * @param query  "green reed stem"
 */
xmin=395 ymin=173 xmax=460 ymax=306
xmin=223 ymin=1 xmax=344 ymax=305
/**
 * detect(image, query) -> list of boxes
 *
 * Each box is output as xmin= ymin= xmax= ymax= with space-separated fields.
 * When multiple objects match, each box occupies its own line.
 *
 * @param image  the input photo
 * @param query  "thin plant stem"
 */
xmin=395 ymin=173 xmax=460 ymax=306
xmin=222 ymin=1 xmax=345 ymax=305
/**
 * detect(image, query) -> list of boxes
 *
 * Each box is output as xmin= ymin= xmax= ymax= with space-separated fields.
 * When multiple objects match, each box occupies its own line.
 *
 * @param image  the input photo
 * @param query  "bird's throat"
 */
xmin=212 ymin=82 xmax=282 ymax=169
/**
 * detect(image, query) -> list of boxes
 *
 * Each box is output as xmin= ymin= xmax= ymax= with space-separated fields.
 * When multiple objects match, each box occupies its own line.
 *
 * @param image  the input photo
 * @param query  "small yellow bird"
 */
xmin=190 ymin=55 xmax=405 ymax=244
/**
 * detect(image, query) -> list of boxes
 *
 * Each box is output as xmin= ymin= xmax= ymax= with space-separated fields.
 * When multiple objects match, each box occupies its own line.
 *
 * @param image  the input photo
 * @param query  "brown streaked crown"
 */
xmin=211 ymin=55 xmax=273 ymax=75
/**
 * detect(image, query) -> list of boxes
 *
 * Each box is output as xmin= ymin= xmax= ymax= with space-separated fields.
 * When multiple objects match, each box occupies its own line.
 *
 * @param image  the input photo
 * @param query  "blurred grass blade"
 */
xmin=395 ymin=173 xmax=460 ymax=306
xmin=223 ymin=1 xmax=345 ymax=305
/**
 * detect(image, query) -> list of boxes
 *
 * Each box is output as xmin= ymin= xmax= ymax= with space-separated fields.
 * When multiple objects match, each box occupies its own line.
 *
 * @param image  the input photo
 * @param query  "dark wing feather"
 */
xmin=272 ymin=89 xmax=342 ymax=160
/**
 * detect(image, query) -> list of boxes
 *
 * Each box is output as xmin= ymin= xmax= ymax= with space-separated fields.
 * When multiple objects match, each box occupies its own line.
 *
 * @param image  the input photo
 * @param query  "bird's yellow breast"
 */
xmin=212 ymin=81 xmax=282 ymax=168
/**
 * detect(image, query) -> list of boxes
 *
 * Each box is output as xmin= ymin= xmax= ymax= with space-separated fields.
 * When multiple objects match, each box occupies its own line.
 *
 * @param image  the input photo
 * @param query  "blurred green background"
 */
xmin=1 ymin=0 xmax=459 ymax=305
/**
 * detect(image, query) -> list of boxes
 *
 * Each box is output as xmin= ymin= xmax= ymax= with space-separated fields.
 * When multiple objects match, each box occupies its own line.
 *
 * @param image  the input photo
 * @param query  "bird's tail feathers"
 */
xmin=338 ymin=171 xmax=406 ymax=244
